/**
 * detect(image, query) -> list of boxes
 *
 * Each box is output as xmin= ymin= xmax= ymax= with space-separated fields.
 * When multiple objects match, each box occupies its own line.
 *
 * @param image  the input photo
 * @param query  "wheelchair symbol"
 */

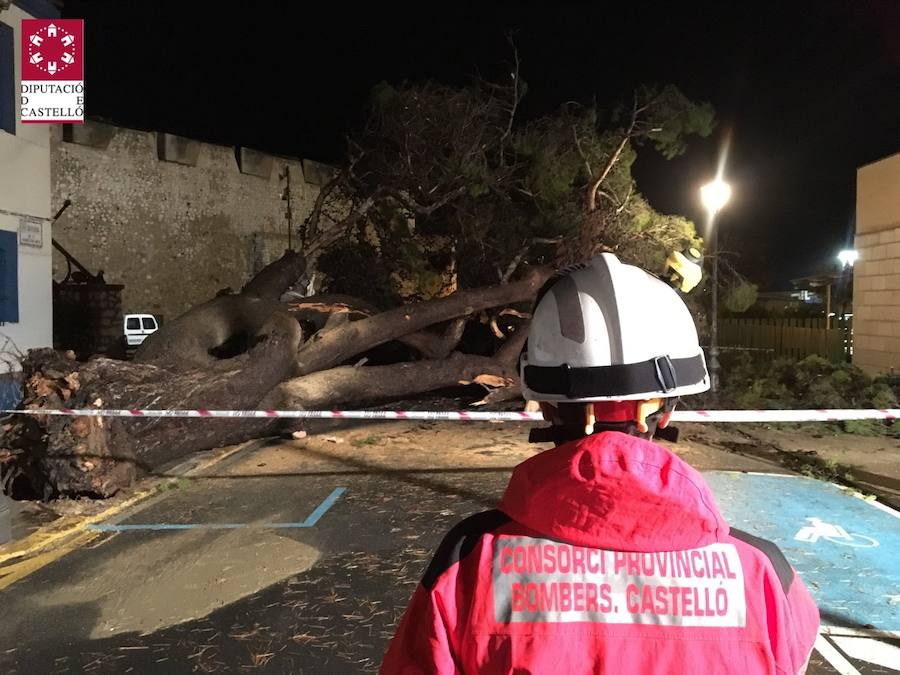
xmin=794 ymin=518 xmax=879 ymax=548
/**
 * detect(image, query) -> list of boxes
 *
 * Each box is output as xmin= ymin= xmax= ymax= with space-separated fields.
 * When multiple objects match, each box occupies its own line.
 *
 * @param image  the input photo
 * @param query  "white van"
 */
xmin=124 ymin=314 xmax=159 ymax=347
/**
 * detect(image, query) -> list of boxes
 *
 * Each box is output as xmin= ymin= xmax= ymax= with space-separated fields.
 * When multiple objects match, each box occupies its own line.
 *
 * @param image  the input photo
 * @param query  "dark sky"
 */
xmin=63 ymin=0 xmax=900 ymax=289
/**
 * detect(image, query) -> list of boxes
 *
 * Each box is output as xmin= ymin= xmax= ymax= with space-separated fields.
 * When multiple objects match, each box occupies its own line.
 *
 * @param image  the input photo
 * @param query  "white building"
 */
xmin=0 ymin=0 xmax=60 ymax=406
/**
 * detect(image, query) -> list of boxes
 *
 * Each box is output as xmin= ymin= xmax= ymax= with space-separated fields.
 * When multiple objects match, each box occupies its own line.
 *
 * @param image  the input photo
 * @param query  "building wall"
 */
xmin=853 ymin=151 xmax=900 ymax=374
xmin=0 ymin=3 xmax=54 ymax=380
xmin=51 ymin=122 xmax=328 ymax=320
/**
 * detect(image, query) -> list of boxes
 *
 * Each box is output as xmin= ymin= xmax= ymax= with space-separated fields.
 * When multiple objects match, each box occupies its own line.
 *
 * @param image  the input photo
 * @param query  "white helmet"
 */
xmin=521 ymin=253 xmax=709 ymax=402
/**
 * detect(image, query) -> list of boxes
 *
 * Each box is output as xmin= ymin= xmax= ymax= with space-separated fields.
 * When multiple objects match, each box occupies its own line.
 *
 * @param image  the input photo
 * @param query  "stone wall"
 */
xmin=853 ymin=152 xmax=900 ymax=375
xmin=50 ymin=121 xmax=330 ymax=320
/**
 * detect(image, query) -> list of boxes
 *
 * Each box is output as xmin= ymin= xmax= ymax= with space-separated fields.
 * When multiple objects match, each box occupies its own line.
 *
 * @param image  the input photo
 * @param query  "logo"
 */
xmin=20 ymin=19 xmax=85 ymax=124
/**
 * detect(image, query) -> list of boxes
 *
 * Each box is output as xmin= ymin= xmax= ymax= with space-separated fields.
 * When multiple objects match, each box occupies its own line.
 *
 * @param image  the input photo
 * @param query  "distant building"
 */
xmin=853 ymin=151 xmax=900 ymax=375
xmin=0 ymin=1 xmax=61 ymax=406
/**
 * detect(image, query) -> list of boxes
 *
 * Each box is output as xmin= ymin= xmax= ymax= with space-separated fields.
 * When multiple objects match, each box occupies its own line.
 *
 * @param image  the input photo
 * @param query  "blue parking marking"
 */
xmin=297 ymin=487 xmax=347 ymax=527
xmin=89 ymin=487 xmax=347 ymax=532
xmin=703 ymin=471 xmax=900 ymax=631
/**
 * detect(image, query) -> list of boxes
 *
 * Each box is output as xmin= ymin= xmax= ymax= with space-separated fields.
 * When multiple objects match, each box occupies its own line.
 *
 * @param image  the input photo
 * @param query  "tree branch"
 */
xmin=277 ymin=352 xmax=519 ymax=410
xmin=302 ymin=173 xmax=341 ymax=246
xmin=573 ymin=125 xmax=593 ymax=179
xmin=615 ymin=182 xmax=635 ymax=214
xmin=586 ymin=92 xmax=641 ymax=212
xmin=294 ymin=267 xmax=552 ymax=376
xmin=388 ymin=185 xmax=468 ymax=217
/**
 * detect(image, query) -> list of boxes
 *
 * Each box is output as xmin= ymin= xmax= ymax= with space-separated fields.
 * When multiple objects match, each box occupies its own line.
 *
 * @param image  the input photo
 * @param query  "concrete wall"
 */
xmin=51 ymin=122 xmax=328 ymax=319
xmin=0 ymin=3 xmax=54 ymax=389
xmin=853 ymin=152 xmax=900 ymax=374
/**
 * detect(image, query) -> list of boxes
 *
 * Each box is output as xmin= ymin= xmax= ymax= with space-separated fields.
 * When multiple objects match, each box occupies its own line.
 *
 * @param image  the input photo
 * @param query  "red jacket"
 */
xmin=382 ymin=431 xmax=819 ymax=674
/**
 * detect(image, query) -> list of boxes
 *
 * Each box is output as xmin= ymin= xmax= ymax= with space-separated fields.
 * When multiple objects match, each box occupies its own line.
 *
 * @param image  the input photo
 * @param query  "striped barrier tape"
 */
xmin=1 ymin=408 xmax=898 ymax=423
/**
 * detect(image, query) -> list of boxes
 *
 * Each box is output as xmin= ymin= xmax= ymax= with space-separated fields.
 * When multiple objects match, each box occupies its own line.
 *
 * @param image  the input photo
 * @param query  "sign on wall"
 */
xmin=20 ymin=19 xmax=84 ymax=124
xmin=18 ymin=217 xmax=43 ymax=248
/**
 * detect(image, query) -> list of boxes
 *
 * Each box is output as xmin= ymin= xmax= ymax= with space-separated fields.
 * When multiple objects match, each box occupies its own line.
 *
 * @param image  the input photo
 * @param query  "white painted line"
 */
xmin=834 ymin=483 xmax=900 ymax=519
xmin=814 ymin=634 xmax=862 ymax=675
xmin=831 ymin=635 xmax=900 ymax=670
xmin=863 ymin=497 xmax=900 ymax=520
xmin=745 ymin=472 xmax=799 ymax=478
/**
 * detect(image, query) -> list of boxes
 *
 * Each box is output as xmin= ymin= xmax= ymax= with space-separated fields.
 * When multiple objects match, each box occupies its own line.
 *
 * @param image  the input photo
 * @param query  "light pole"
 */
xmin=700 ymin=178 xmax=732 ymax=399
xmin=836 ymin=249 xmax=858 ymax=359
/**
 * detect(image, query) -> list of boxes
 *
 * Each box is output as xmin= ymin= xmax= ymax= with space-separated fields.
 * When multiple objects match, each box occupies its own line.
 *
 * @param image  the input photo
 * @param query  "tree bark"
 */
xmin=288 ymin=296 xmax=468 ymax=359
xmin=275 ymin=352 xmax=517 ymax=410
xmin=398 ymin=318 xmax=467 ymax=360
xmin=294 ymin=266 xmax=550 ymax=375
xmin=241 ymin=250 xmax=306 ymax=298
xmin=135 ymin=250 xmax=307 ymax=371
xmin=133 ymin=295 xmax=286 ymax=371
xmin=3 ymin=313 xmax=300 ymax=498
xmin=275 ymin=316 xmax=527 ymax=411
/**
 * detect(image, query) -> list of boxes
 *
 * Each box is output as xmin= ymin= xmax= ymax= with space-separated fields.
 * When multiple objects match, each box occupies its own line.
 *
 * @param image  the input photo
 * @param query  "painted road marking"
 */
xmin=794 ymin=518 xmax=880 ymax=548
xmin=704 ymin=471 xmax=900 ymax=632
xmin=0 ymin=489 xmax=154 ymax=565
xmin=814 ymin=634 xmax=862 ymax=675
xmin=0 ymin=529 xmax=99 ymax=591
xmin=87 ymin=487 xmax=347 ymax=532
xmin=830 ymin=635 xmax=900 ymax=670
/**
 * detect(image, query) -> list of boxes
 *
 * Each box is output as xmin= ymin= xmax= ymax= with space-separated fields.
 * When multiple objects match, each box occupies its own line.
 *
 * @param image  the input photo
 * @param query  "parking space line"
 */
xmin=298 ymin=487 xmax=347 ymax=526
xmin=87 ymin=487 xmax=347 ymax=532
xmin=814 ymin=635 xmax=862 ymax=675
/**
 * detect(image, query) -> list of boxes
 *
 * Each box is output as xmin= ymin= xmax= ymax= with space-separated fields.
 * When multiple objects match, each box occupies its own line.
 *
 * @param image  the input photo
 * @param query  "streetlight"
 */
xmin=837 ymin=249 xmax=858 ymax=268
xmin=700 ymin=179 xmax=732 ymax=216
xmin=700 ymin=178 xmax=732 ymax=399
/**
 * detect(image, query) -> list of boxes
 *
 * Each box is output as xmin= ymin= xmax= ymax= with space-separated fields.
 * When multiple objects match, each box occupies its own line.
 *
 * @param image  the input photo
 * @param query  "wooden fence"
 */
xmin=719 ymin=317 xmax=851 ymax=362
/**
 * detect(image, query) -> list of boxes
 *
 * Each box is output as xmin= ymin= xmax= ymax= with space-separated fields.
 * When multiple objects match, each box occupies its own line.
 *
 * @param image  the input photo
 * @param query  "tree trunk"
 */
xmin=241 ymin=250 xmax=306 ymax=299
xmin=134 ymin=250 xmax=306 ymax=371
xmin=3 ymin=313 xmax=300 ymax=498
xmin=275 ymin=352 xmax=516 ymax=410
xmin=398 ymin=318 xmax=467 ymax=360
xmin=287 ymin=295 xmax=467 ymax=359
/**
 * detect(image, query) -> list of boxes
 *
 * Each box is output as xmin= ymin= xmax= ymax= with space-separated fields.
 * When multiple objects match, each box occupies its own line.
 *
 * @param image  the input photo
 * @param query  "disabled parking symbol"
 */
xmin=793 ymin=517 xmax=879 ymax=548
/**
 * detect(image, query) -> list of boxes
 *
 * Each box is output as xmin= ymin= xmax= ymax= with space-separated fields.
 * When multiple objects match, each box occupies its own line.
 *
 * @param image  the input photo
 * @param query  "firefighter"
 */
xmin=382 ymin=253 xmax=819 ymax=674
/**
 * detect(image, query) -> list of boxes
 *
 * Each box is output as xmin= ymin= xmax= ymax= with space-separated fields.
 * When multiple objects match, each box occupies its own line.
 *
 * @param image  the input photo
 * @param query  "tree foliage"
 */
xmin=724 ymin=281 xmax=759 ymax=314
xmin=720 ymin=353 xmax=899 ymax=436
xmin=305 ymin=57 xmax=715 ymax=305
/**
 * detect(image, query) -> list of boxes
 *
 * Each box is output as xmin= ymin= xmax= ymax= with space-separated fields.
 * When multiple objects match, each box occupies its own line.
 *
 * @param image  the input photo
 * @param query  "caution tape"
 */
xmin=1 ymin=408 xmax=898 ymax=423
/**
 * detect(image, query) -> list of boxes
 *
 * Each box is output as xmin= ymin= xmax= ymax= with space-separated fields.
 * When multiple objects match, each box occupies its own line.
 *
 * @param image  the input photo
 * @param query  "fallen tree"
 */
xmin=1 ymin=68 xmax=717 ymax=499
xmin=1 ymin=249 xmax=547 ymax=498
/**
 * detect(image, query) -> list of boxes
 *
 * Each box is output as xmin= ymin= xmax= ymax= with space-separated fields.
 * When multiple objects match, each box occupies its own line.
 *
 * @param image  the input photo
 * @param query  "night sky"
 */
xmin=62 ymin=0 xmax=900 ymax=289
